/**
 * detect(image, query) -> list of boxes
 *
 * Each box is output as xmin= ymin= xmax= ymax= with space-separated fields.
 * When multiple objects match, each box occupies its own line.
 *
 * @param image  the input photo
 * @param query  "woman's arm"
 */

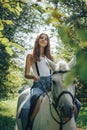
xmin=25 ymin=54 xmax=40 ymax=82
xmin=25 ymin=54 xmax=34 ymax=79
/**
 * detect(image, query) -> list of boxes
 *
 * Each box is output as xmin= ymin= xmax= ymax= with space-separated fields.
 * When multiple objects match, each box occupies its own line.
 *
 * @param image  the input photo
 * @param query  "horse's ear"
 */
xmin=68 ymin=56 xmax=76 ymax=68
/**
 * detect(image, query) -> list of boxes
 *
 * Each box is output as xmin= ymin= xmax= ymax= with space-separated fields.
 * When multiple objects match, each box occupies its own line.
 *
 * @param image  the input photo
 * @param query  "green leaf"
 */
xmin=5 ymin=46 xmax=13 ymax=56
xmin=11 ymin=42 xmax=25 ymax=51
xmin=0 ymin=32 xmax=3 ymax=37
xmin=0 ymin=37 xmax=10 ymax=46
xmin=3 ymin=20 xmax=13 ymax=25
xmin=76 ymin=29 xmax=87 ymax=42
xmin=77 ymin=53 xmax=87 ymax=82
xmin=15 ymin=9 xmax=21 ymax=16
xmin=0 ymin=21 xmax=4 ymax=31
xmin=3 ymin=3 xmax=15 ymax=13
xmin=83 ymin=0 xmax=87 ymax=5
xmin=16 ymin=2 xmax=22 ymax=12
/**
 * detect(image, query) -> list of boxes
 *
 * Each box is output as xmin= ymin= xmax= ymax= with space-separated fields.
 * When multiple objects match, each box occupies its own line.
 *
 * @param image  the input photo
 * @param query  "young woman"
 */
xmin=25 ymin=33 xmax=54 ymax=88
xmin=20 ymin=33 xmax=55 ymax=130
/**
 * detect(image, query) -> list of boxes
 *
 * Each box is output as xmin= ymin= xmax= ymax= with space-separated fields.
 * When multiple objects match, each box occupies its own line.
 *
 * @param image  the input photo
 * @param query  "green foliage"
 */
xmin=58 ymin=25 xmax=75 ymax=45
xmin=76 ymin=29 xmax=87 ymax=43
xmin=4 ymin=64 xmax=25 ymax=97
xmin=47 ymin=0 xmax=87 ymax=106
xmin=0 ymin=98 xmax=17 ymax=130
xmin=0 ymin=1 xmax=25 ymax=98
xmin=45 ymin=7 xmax=63 ymax=26
xmin=15 ymin=2 xmax=46 ymax=33
xmin=77 ymin=107 xmax=87 ymax=129
xmin=0 ymin=43 xmax=25 ymax=98
xmin=0 ymin=44 xmax=10 ymax=98
xmin=55 ymin=44 xmax=75 ymax=60
xmin=60 ymin=0 xmax=87 ymax=28
xmin=76 ymin=49 xmax=87 ymax=83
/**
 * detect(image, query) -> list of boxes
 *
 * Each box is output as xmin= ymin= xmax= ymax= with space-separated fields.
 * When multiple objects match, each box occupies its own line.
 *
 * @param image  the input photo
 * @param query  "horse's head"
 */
xmin=51 ymin=56 xmax=76 ymax=121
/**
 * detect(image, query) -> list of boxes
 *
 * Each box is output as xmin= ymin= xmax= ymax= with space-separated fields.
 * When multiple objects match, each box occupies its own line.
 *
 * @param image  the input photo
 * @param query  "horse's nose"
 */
xmin=60 ymin=104 xmax=74 ymax=118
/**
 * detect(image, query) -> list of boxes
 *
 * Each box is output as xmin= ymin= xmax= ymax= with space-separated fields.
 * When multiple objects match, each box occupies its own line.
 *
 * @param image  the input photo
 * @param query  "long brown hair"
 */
xmin=32 ymin=33 xmax=53 ymax=62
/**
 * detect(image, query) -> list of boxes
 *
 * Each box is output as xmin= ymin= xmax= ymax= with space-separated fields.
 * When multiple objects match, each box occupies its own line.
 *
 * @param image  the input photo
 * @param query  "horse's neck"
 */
xmin=41 ymin=94 xmax=60 ymax=119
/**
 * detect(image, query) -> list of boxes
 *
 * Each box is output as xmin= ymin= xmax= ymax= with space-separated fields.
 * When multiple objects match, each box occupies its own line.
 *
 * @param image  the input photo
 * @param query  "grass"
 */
xmin=0 ymin=98 xmax=17 ymax=130
xmin=0 ymin=98 xmax=87 ymax=130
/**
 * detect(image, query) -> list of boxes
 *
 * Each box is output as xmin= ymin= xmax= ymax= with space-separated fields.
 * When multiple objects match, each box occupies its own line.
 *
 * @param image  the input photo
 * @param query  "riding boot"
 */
xmin=25 ymin=118 xmax=32 ymax=130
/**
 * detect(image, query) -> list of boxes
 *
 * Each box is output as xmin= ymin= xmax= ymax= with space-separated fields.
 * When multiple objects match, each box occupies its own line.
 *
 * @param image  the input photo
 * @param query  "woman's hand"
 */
xmin=33 ymin=76 xmax=40 ymax=82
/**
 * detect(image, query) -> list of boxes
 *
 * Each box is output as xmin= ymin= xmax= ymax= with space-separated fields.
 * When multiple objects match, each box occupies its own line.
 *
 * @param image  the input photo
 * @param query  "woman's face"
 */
xmin=38 ymin=34 xmax=48 ymax=48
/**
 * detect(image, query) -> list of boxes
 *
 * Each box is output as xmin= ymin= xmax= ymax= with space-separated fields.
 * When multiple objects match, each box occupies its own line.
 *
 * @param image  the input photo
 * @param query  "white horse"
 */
xmin=15 ymin=56 xmax=76 ymax=130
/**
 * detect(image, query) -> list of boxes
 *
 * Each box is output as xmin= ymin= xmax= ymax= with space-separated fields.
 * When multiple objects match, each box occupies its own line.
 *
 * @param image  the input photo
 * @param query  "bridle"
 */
xmin=49 ymin=71 xmax=75 ymax=130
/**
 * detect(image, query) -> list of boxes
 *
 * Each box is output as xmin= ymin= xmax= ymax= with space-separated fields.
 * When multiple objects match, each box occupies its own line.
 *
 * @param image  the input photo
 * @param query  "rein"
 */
xmin=54 ymin=90 xmax=75 ymax=109
xmin=39 ymin=80 xmax=52 ymax=104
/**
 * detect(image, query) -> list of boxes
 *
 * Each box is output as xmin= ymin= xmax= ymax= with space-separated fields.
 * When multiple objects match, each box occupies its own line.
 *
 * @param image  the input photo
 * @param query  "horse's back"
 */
xmin=17 ymin=87 xmax=30 ymax=111
xmin=15 ymin=87 xmax=31 ymax=130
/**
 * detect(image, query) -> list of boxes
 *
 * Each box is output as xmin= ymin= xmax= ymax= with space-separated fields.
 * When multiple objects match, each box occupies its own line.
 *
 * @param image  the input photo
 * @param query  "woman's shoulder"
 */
xmin=26 ymin=53 xmax=33 ymax=63
xmin=26 ymin=53 xmax=32 ymax=58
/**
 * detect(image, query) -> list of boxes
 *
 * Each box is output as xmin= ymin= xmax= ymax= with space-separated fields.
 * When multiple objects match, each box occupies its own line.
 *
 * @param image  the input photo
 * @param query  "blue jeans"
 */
xmin=20 ymin=75 xmax=51 ymax=130
xmin=32 ymin=75 xmax=51 ymax=92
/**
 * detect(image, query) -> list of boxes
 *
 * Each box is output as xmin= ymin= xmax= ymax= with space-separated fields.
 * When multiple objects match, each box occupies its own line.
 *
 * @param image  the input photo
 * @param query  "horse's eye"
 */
xmin=52 ymin=80 xmax=56 ymax=85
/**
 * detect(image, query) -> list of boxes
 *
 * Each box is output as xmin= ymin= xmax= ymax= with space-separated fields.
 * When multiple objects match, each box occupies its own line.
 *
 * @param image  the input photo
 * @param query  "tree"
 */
xmin=0 ymin=0 xmax=25 ymax=98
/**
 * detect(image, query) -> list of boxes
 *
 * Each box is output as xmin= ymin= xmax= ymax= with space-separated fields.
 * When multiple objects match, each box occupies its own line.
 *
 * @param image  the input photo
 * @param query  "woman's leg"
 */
xmin=30 ymin=95 xmax=43 ymax=121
